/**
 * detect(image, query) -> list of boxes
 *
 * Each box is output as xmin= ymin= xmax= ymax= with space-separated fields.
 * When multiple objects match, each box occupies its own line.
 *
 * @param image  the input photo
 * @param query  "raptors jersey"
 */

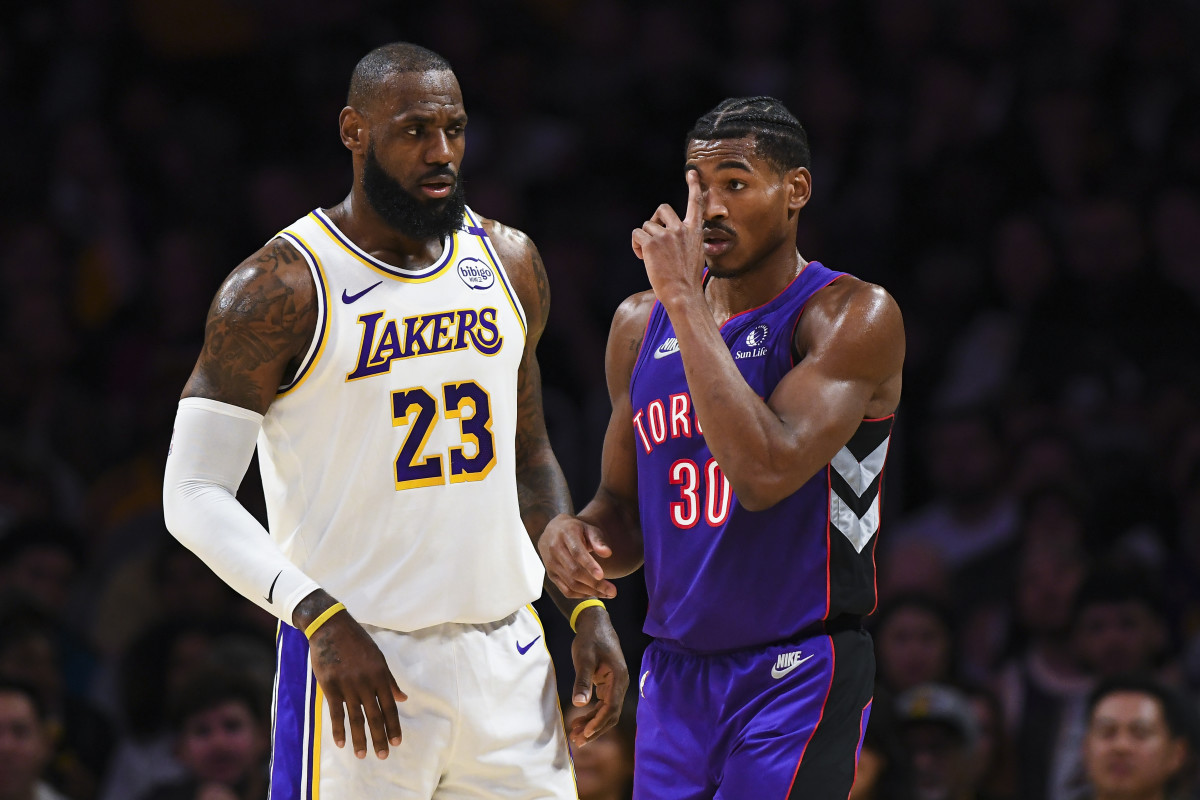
xmin=257 ymin=207 xmax=544 ymax=632
xmin=629 ymin=262 xmax=894 ymax=653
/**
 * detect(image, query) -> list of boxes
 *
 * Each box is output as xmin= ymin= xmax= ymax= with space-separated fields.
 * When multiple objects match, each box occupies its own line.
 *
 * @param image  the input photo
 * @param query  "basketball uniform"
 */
xmin=260 ymin=208 xmax=575 ymax=798
xmin=629 ymin=262 xmax=892 ymax=799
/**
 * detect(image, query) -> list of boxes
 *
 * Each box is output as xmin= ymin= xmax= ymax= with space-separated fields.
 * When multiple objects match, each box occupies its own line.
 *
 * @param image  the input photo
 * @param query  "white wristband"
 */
xmin=163 ymin=397 xmax=320 ymax=623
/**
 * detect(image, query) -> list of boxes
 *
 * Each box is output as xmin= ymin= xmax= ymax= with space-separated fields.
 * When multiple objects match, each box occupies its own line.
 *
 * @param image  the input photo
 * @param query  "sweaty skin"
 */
xmin=182 ymin=67 xmax=626 ymax=757
xmin=539 ymin=135 xmax=904 ymax=601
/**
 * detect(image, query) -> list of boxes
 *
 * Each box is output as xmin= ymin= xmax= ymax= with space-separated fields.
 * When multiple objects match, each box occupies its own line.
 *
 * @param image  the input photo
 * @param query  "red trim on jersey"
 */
xmin=784 ymin=636 xmax=836 ymax=799
xmin=862 ymin=413 xmax=896 ymax=423
xmin=868 ymin=432 xmax=894 ymax=616
xmin=824 ymin=465 xmax=832 ymax=621
xmin=786 ymin=274 xmax=845 ymax=368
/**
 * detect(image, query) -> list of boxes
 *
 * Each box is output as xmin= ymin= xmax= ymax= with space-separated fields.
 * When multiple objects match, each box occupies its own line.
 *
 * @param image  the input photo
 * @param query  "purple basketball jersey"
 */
xmin=629 ymin=262 xmax=894 ymax=653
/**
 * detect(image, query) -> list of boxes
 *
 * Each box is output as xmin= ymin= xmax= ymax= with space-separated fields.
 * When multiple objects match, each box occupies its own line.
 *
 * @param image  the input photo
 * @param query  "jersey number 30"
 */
xmin=391 ymin=381 xmax=495 ymax=490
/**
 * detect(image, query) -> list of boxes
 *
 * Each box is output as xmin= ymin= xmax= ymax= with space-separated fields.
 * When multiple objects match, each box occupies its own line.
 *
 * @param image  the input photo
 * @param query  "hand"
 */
xmin=306 ymin=609 xmax=408 ymax=760
xmin=538 ymin=513 xmax=617 ymax=600
xmin=631 ymin=170 xmax=705 ymax=306
xmin=567 ymin=605 xmax=629 ymax=748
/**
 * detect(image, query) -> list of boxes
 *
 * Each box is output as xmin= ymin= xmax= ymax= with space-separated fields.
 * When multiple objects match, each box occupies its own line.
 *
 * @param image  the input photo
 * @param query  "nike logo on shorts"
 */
xmin=342 ymin=281 xmax=383 ymax=304
xmin=516 ymin=636 xmax=541 ymax=655
xmin=770 ymin=651 xmax=813 ymax=679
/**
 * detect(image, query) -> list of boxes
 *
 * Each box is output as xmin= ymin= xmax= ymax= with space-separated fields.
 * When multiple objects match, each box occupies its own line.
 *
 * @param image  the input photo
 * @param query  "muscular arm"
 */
xmin=183 ymin=238 xmax=317 ymax=413
xmin=667 ymin=278 xmax=904 ymax=510
xmin=169 ymin=237 xmax=406 ymax=759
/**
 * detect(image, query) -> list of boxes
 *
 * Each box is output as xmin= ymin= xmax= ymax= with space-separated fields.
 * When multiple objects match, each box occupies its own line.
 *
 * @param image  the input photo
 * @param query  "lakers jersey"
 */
xmin=629 ymin=263 xmax=894 ymax=653
xmin=256 ymin=207 xmax=544 ymax=632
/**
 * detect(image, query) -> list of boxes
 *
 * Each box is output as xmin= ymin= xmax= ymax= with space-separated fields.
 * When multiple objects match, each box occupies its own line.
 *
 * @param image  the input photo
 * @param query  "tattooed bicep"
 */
xmin=182 ymin=239 xmax=317 ymax=413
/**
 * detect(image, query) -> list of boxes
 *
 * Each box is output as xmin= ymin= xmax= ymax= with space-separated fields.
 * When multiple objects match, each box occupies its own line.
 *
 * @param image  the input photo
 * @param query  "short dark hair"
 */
xmin=348 ymin=42 xmax=453 ymax=108
xmin=1087 ymin=674 xmax=1193 ymax=743
xmin=686 ymin=96 xmax=811 ymax=173
xmin=168 ymin=669 xmax=268 ymax=733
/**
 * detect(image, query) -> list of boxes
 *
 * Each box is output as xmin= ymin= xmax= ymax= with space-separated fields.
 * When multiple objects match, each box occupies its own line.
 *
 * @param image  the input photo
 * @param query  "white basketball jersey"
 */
xmin=257 ymin=207 xmax=544 ymax=632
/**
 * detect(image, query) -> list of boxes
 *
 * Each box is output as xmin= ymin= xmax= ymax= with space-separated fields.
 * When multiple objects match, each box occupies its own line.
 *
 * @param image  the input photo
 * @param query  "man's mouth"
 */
xmin=419 ymin=176 xmax=455 ymax=199
xmin=703 ymin=228 xmax=733 ymax=256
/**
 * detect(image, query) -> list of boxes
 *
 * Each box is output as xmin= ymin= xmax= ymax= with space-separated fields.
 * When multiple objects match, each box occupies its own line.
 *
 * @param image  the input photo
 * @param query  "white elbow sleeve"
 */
xmin=163 ymin=397 xmax=320 ymax=623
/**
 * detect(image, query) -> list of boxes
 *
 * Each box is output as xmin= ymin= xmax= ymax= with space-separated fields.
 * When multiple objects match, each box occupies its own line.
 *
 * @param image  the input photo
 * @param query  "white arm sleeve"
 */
xmin=163 ymin=397 xmax=321 ymax=623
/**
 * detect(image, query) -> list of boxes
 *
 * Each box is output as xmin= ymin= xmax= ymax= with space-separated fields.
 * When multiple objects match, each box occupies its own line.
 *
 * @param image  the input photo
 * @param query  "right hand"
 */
xmin=305 ymin=607 xmax=408 ymax=760
xmin=538 ymin=513 xmax=617 ymax=600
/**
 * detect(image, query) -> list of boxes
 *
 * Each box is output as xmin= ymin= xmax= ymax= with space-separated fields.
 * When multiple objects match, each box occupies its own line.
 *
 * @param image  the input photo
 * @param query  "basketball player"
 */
xmin=538 ymin=97 xmax=906 ymax=798
xmin=163 ymin=43 xmax=627 ymax=798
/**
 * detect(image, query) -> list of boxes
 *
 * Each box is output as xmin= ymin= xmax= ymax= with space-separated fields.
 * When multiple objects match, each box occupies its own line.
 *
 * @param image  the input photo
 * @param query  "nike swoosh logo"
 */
xmin=516 ymin=636 xmax=541 ymax=655
xmin=342 ymin=281 xmax=383 ymax=304
xmin=653 ymin=342 xmax=680 ymax=359
xmin=264 ymin=570 xmax=282 ymax=604
xmin=770 ymin=653 xmax=814 ymax=680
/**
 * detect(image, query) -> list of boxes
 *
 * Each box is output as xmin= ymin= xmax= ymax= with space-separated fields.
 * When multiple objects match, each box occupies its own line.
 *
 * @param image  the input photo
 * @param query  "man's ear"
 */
xmin=339 ymin=106 xmax=366 ymax=154
xmin=787 ymin=167 xmax=812 ymax=214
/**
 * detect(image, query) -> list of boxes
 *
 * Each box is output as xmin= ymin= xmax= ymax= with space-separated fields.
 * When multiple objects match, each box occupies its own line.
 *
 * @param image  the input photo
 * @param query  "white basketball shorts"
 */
xmin=268 ymin=605 xmax=578 ymax=798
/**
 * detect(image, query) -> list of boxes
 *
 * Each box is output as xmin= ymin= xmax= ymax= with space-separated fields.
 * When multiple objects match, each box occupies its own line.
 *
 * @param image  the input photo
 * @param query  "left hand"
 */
xmin=632 ymin=170 xmax=705 ymax=306
xmin=567 ymin=605 xmax=629 ymax=748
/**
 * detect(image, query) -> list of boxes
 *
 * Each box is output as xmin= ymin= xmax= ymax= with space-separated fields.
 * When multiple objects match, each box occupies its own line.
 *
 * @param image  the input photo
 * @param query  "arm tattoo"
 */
xmin=513 ymin=241 xmax=571 ymax=533
xmin=188 ymin=240 xmax=316 ymax=411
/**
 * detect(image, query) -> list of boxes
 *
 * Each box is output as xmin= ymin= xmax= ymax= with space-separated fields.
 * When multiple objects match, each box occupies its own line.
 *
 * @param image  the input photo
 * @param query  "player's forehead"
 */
xmin=374 ymin=69 xmax=464 ymax=121
xmin=685 ymin=135 xmax=766 ymax=174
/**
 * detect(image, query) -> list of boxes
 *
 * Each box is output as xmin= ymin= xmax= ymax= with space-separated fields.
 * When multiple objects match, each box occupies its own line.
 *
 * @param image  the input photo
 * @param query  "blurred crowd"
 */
xmin=3 ymin=0 xmax=1200 ymax=798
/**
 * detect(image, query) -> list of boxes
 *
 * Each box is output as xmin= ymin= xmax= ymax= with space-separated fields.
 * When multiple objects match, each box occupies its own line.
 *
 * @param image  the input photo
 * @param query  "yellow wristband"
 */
xmin=569 ymin=599 xmax=606 ymax=632
xmin=303 ymin=602 xmax=346 ymax=639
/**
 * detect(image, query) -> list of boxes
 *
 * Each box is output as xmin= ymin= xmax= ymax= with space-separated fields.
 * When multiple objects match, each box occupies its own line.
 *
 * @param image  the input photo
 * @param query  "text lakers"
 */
xmin=347 ymin=308 xmax=503 ymax=380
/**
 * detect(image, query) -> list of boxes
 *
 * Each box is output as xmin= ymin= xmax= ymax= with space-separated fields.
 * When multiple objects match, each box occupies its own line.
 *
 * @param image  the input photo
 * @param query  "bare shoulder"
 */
xmin=798 ymin=275 xmax=904 ymax=362
xmin=605 ymin=290 xmax=658 ymax=399
xmin=182 ymin=237 xmax=318 ymax=413
xmin=480 ymin=217 xmax=547 ymax=335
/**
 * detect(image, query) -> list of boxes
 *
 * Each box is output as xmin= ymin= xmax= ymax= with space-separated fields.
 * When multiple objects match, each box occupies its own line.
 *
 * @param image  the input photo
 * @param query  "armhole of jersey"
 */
xmin=463 ymin=207 xmax=528 ymax=342
xmin=788 ymin=272 xmax=848 ymax=368
xmin=627 ymin=299 xmax=662 ymax=400
xmin=275 ymin=230 xmax=330 ymax=396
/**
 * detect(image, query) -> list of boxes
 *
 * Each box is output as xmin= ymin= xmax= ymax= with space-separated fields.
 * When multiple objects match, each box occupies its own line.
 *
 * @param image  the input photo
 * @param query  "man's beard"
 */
xmin=362 ymin=143 xmax=466 ymax=240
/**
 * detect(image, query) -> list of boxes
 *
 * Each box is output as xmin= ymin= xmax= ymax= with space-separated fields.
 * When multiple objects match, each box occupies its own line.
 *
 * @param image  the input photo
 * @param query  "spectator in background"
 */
xmin=873 ymin=594 xmax=958 ymax=695
xmin=0 ymin=607 xmax=113 ymax=800
xmin=0 ymin=679 xmax=69 ymax=800
xmin=137 ymin=670 xmax=269 ymax=800
xmin=1082 ymin=675 xmax=1192 ymax=800
xmin=895 ymin=683 xmax=986 ymax=800
xmin=888 ymin=405 xmax=1018 ymax=578
xmin=994 ymin=534 xmax=1091 ymax=800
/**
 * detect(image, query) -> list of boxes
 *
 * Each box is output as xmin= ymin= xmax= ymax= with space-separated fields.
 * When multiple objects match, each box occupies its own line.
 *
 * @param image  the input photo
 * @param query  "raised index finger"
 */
xmin=682 ymin=169 xmax=702 ymax=228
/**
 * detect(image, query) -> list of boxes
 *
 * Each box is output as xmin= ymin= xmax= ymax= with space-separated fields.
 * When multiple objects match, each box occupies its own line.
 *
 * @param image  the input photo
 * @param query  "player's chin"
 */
xmin=704 ymin=255 xmax=751 ymax=279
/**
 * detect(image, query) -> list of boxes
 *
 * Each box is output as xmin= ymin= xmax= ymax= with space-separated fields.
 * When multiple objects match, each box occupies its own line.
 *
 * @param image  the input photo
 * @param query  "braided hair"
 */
xmin=348 ymin=42 xmax=453 ymax=108
xmin=686 ymin=96 xmax=811 ymax=174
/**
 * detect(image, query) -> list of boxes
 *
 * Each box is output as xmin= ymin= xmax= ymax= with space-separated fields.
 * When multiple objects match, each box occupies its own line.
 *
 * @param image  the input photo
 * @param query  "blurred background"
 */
xmin=2 ymin=0 xmax=1200 ymax=798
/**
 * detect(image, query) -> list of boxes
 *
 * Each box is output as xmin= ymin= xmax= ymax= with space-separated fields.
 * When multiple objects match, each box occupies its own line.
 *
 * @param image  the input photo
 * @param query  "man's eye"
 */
xmin=730 ymin=180 xmax=746 ymax=190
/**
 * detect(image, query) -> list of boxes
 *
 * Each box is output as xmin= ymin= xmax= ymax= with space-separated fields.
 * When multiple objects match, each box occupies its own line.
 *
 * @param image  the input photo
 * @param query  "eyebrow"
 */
xmin=686 ymin=160 xmax=753 ymax=173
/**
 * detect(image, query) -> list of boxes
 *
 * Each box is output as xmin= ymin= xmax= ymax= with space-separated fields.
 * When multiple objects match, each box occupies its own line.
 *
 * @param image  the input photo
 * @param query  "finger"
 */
xmin=564 ymin=532 xmax=606 ymax=580
xmin=585 ymin=528 xmax=613 ymax=558
xmin=569 ymin=709 xmax=600 ymax=748
xmin=386 ymin=677 xmax=406 ymax=747
xmin=362 ymin=693 xmax=391 ymax=759
xmin=649 ymin=203 xmax=678 ymax=227
xmin=326 ymin=694 xmax=348 ymax=749
xmin=346 ymin=701 xmax=368 ymax=759
xmin=573 ymin=663 xmax=595 ymax=707
xmin=631 ymin=229 xmax=647 ymax=260
xmin=683 ymin=169 xmax=702 ymax=227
